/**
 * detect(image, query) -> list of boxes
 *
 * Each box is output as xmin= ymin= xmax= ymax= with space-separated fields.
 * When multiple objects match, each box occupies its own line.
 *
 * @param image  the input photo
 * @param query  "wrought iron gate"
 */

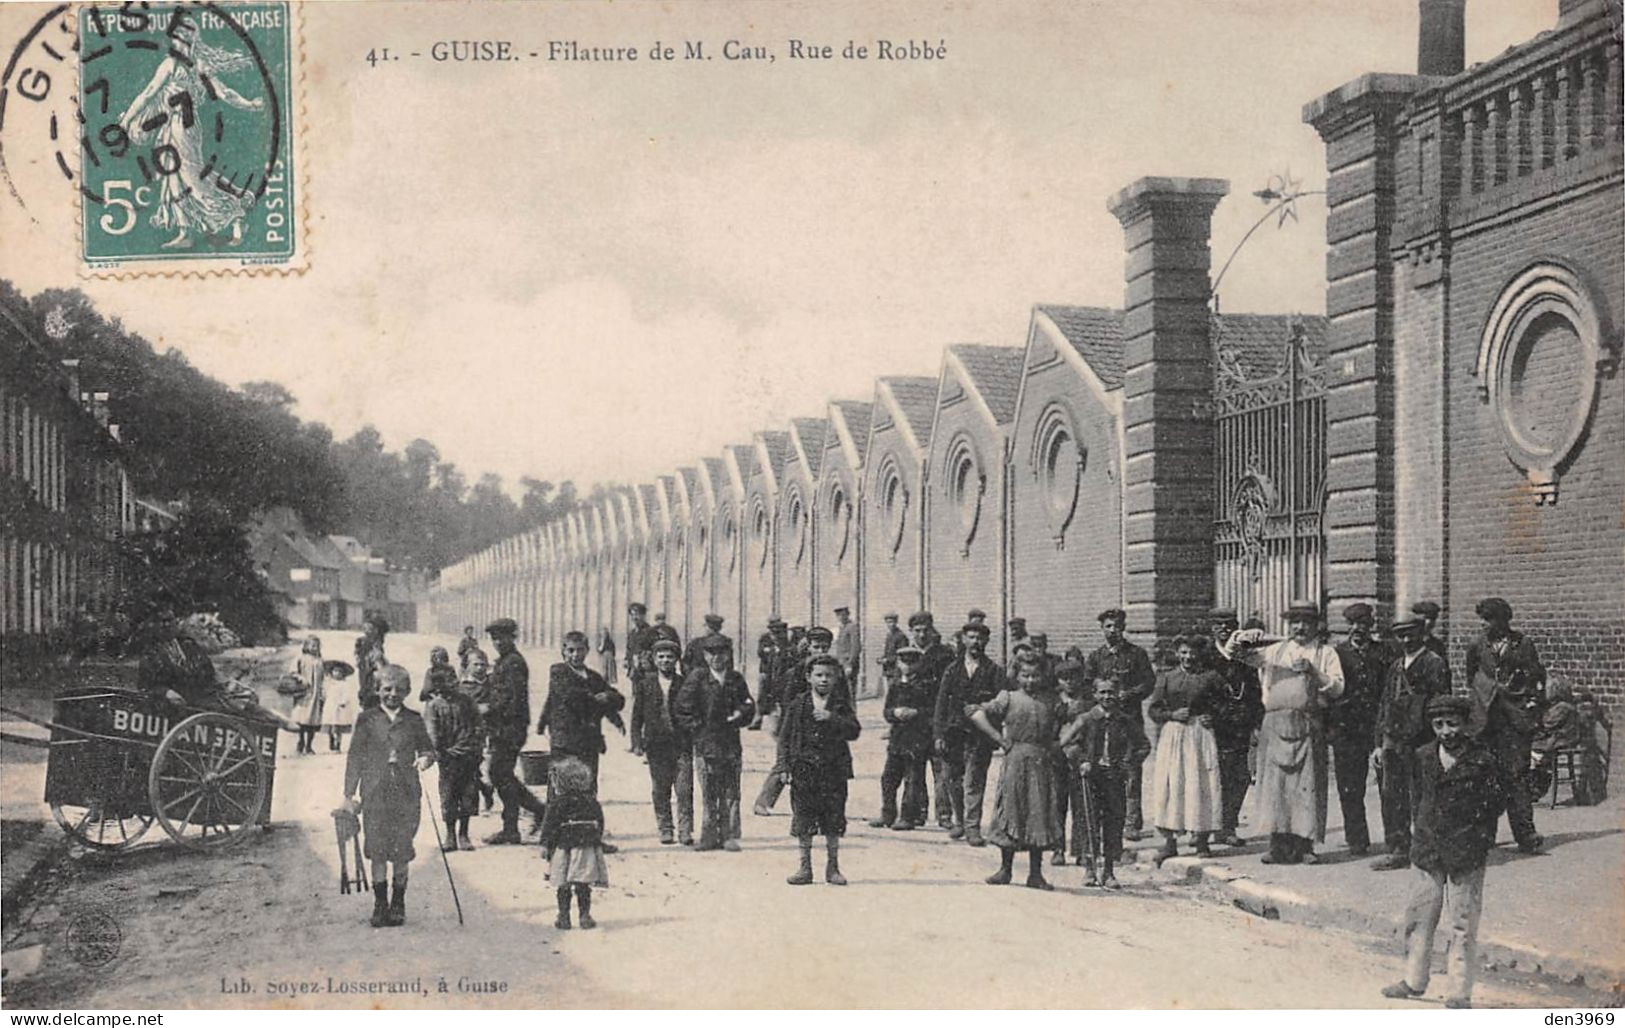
xmin=1212 ymin=316 xmax=1327 ymax=633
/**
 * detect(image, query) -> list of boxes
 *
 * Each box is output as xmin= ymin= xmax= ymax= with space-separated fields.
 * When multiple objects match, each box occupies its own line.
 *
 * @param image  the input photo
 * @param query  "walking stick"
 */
xmin=422 ymin=785 xmax=466 ymax=926
xmin=1079 ymin=765 xmax=1098 ymax=873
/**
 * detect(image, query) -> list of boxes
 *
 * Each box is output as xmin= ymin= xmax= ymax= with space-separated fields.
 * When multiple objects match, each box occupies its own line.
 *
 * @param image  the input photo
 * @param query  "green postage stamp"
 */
xmin=76 ymin=2 xmax=300 ymax=273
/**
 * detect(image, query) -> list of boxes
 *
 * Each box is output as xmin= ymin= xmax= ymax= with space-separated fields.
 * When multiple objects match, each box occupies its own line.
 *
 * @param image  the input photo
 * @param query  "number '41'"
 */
xmin=365 ymin=48 xmax=393 ymax=66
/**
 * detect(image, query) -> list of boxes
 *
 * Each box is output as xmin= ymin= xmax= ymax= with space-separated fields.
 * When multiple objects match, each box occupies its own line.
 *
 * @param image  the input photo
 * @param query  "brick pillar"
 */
xmin=1305 ymin=73 xmax=1430 ymax=620
xmin=1107 ymin=176 xmax=1228 ymax=649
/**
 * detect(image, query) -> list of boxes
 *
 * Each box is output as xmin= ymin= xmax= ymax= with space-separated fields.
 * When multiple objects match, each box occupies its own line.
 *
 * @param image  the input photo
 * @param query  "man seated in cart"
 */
xmin=136 ymin=607 xmax=289 ymax=726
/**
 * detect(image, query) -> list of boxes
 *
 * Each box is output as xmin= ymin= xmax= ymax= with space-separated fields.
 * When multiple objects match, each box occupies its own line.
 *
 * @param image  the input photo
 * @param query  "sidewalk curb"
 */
xmin=0 ymin=825 xmax=72 ymax=928
xmin=1121 ymin=844 xmax=1625 ymax=995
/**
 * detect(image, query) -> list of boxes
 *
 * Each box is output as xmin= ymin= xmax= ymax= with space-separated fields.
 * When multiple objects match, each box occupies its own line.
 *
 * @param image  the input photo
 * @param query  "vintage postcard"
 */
xmin=0 ymin=0 xmax=1620 ymax=1014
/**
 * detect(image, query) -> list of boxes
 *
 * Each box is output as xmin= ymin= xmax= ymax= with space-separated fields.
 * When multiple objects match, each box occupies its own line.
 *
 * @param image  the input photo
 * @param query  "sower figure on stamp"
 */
xmin=424 ymin=659 xmax=483 ymax=852
xmin=871 ymin=646 xmax=932 ymax=831
xmin=1061 ymin=676 xmax=1151 ymax=888
xmin=674 ymin=635 xmax=755 ymax=851
xmin=540 ymin=631 xmax=627 ymax=851
xmin=481 ymin=618 xmax=549 ymax=845
xmin=1463 ymin=597 xmax=1546 ymax=855
xmin=1326 ymin=603 xmax=1387 ymax=857
xmin=1205 ymin=609 xmax=1262 ymax=847
xmin=1082 ymin=608 xmax=1156 ymax=841
xmin=342 ymin=664 xmax=435 ymax=928
xmin=1224 ymin=600 xmax=1345 ymax=865
xmin=1381 ymin=695 xmax=1503 ymax=1009
xmin=1371 ymin=615 xmax=1452 ymax=871
xmin=631 ymin=639 xmax=695 ymax=846
xmin=934 ymin=621 xmax=1007 ymax=847
xmin=780 ymin=655 xmax=862 ymax=885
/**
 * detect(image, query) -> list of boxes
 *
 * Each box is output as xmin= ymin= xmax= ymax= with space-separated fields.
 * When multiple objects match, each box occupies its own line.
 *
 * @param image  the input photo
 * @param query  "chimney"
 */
xmin=59 ymin=359 xmax=81 ymax=400
xmin=1417 ymin=0 xmax=1465 ymax=76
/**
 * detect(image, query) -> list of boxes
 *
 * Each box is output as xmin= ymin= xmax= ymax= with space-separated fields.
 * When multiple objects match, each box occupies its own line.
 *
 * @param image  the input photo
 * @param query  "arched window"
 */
xmin=943 ymin=436 xmax=986 ymax=555
xmin=827 ymin=482 xmax=852 ymax=565
xmin=1030 ymin=403 xmax=1085 ymax=545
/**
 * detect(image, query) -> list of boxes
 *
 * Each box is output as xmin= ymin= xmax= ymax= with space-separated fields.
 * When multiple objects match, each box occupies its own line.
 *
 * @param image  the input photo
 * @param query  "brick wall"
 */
xmin=817 ymin=459 xmax=861 ymax=631
xmin=742 ymin=476 xmax=778 ymax=680
xmin=924 ymin=374 xmax=1007 ymax=639
xmin=861 ymin=429 xmax=924 ymax=677
xmin=1008 ymin=357 xmax=1124 ymax=658
xmin=777 ymin=471 xmax=816 ymax=629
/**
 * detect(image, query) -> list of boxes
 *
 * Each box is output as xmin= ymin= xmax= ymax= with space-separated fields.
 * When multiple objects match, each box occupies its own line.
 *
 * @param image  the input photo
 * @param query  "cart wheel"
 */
xmin=149 ymin=713 xmax=268 ymax=851
xmin=51 ymin=801 xmax=156 ymax=851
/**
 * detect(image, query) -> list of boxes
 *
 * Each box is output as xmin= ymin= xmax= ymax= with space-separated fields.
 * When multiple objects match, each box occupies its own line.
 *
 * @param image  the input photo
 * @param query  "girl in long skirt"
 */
xmin=1148 ymin=636 xmax=1224 ymax=864
xmin=971 ymin=651 xmax=1062 ymax=890
xmin=779 ymin=655 xmax=862 ymax=885
xmin=290 ymin=636 xmax=326 ymax=754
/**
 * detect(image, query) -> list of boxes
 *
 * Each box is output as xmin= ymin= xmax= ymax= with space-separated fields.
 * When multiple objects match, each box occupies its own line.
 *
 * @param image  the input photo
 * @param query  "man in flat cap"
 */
xmin=684 ymin=613 xmax=733 ymax=678
xmin=870 ymin=646 xmax=934 ymax=831
xmin=1380 ymin=694 xmax=1501 ymax=1009
xmin=481 ymin=618 xmax=549 ymax=845
xmin=673 ymin=634 xmax=755 ymax=851
xmin=1463 ymin=597 xmax=1546 ymax=854
xmin=1083 ymin=608 xmax=1156 ymax=839
xmin=1371 ymin=616 xmax=1452 ymax=870
xmin=1324 ymin=602 xmax=1387 ymax=856
xmin=754 ymin=626 xmax=846 ymax=814
xmin=753 ymin=617 xmax=794 ymax=731
xmin=631 ymin=638 xmax=694 ymax=845
xmin=624 ymin=603 xmax=657 ymax=679
xmin=651 ymin=613 xmax=681 ymax=650
xmin=1411 ymin=601 xmax=1447 ymax=660
xmin=908 ymin=611 xmax=956 ymax=827
xmin=933 ymin=621 xmax=1006 ymax=845
xmin=880 ymin=612 xmax=909 ymax=668
xmin=1007 ymin=616 xmax=1029 ymax=650
xmin=952 ymin=608 xmax=990 ymax=660
xmin=832 ymin=605 xmax=862 ymax=698
xmin=1223 ymin=600 xmax=1345 ymax=864
xmin=1203 ymin=608 xmax=1262 ymax=847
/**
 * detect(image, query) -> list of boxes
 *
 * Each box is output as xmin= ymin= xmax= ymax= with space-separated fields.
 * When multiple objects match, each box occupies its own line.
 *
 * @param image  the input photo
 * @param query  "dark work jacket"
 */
xmin=933 ymin=655 xmax=1006 ymax=744
xmin=673 ymin=667 xmax=755 ymax=763
xmin=540 ymin=792 xmax=604 ymax=853
xmin=883 ymin=673 xmax=935 ymax=756
xmin=1071 ymin=705 xmax=1151 ymax=772
xmin=485 ymin=649 xmax=531 ymax=747
xmin=630 ymin=669 xmax=688 ymax=751
xmin=880 ymin=627 xmax=909 ymax=666
xmin=541 ymin=664 xmax=625 ymax=760
xmin=1147 ymin=667 xmax=1221 ymax=724
xmin=419 ymin=664 xmax=459 ymax=703
xmin=343 ymin=706 xmax=434 ymax=804
xmin=1410 ymin=738 xmax=1504 ymax=874
xmin=424 ymin=690 xmax=482 ymax=758
xmin=777 ymin=692 xmax=862 ymax=780
xmin=1378 ymin=649 xmax=1452 ymax=751
xmin=1083 ymin=642 xmax=1156 ymax=710
xmin=1464 ymin=631 xmax=1545 ymax=742
xmin=624 ymin=623 xmax=658 ymax=675
xmin=683 ymin=632 xmax=734 ymax=676
xmin=1325 ymin=641 xmax=1385 ymax=747
xmin=784 ymin=656 xmax=852 ymax=707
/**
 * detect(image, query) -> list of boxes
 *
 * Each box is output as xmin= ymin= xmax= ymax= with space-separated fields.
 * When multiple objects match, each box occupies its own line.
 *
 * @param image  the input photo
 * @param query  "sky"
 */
xmin=0 ymin=0 xmax=1555 ymax=494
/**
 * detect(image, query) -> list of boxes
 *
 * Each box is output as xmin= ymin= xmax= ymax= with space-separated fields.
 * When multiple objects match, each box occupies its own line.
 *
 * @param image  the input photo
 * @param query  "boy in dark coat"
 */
xmin=871 ymin=646 xmax=933 ymax=830
xmin=1463 ymin=597 xmax=1546 ymax=854
xmin=539 ymin=630 xmax=627 ymax=787
xmin=780 ymin=655 xmax=862 ymax=885
xmin=933 ymin=622 xmax=1006 ymax=846
xmin=1381 ymin=695 xmax=1503 ymax=1009
xmin=1061 ymin=677 xmax=1151 ymax=889
xmin=1371 ymin=616 xmax=1452 ymax=870
xmin=424 ymin=662 xmax=483 ymax=851
xmin=630 ymin=639 xmax=694 ymax=845
xmin=674 ymin=636 xmax=756 ymax=851
xmin=342 ymin=664 xmax=435 ymax=927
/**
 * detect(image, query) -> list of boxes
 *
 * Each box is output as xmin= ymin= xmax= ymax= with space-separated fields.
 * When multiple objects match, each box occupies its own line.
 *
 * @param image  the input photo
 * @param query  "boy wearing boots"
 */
xmin=1063 ymin=677 xmax=1150 ymax=888
xmin=780 ymin=655 xmax=862 ymax=884
xmin=541 ymin=756 xmax=609 ymax=929
xmin=674 ymin=635 xmax=756 ymax=851
xmin=424 ymin=658 xmax=484 ymax=851
xmin=870 ymin=646 xmax=933 ymax=831
xmin=342 ymin=664 xmax=435 ymax=927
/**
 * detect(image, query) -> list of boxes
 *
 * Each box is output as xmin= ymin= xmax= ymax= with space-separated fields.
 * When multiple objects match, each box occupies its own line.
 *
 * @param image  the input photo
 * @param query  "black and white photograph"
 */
xmin=0 ymin=0 xmax=1620 ymax=1013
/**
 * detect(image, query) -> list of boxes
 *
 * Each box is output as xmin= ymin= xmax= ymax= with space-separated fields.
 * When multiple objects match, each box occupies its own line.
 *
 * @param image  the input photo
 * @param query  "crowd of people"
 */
xmin=249 ymin=594 xmax=1606 ymax=1002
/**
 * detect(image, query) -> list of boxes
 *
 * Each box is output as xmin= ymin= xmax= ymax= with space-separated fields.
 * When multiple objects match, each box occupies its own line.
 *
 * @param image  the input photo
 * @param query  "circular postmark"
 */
xmin=62 ymin=904 xmax=122 ymax=968
xmin=0 ymin=1 xmax=295 ymax=262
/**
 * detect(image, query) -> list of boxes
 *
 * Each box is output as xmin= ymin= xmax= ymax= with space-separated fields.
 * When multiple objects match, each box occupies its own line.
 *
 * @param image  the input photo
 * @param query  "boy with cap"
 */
xmin=539 ymin=630 xmax=627 ymax=790
xmin=907 ymin=612 xmax=956 ymax=828
xmin=1411 ymin=601 xmax=1446 ymax=660
xmin=1083 ymin=608 xmax=1156 ymax=839
xmin=934 ymin=620 xmax=1007 ymax=845
xmin=481 ymin=618 xmax=550 ymax=845
xmin=780 ymin=654 xmax=862 ymax=884
xmin=879 ymin=612 xmax=909 ymax=670
xmin=631 ymin=638 xmax=695 ymax=845
xmin=871 ymin=646 xmax=934 ymax=830
xmin=1326 ymin=602 xmax=1387 ymax=856
xmin=342 ymin=664 xmax=435 ymax=927
xmin=1381 ymin=695 xmax=1502 ymax=1008
xmin=833 ymin=605 xmax=861 ymax=696
xmin=754 ymin=626 xmax=846 ymax=814
xmin=684 ymin=614 xmax=733 ymax=678
xmin=1205 ymin=609 xmax=1263 ymax=847
xmin=1464 ymin=597 xmax=1546 ymax=854
xmin=753 ymin=617 xmax=794 ymax=731
xmin=624 ymin=603 xmax=656 ymax=678
xmin=674 ymin=635 xmax=756 ymax=851
xmin=1050 ymin=657 xmax=1093 ymax=864
xmin=1061 ymin=676 xmax=1151 ymax=888
xmin=423 ymin=659 xmax=483 ymax=851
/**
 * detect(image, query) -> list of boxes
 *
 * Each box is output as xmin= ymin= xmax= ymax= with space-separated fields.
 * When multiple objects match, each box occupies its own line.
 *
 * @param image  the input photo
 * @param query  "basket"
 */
xmin=519 ymin=750 xmax=551 ymax=786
